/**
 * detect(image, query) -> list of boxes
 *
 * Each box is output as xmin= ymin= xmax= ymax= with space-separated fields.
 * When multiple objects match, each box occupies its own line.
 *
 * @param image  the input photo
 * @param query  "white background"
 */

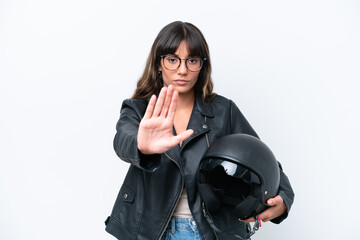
xmin=1 ymin=0 xmax=359 ymax=239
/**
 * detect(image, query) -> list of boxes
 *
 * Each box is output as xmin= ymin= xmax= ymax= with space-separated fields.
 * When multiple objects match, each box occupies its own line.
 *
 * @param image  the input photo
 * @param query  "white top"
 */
xmin=172 ymin=187 xmax=192 ymax=218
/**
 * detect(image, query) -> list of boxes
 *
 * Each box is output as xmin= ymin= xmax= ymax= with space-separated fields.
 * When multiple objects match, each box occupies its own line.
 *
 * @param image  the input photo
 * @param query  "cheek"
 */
xmin=192 ymin=72 xmax=200 ymax=82
xmin=162 ymin=71 xmax=169 ymax=80
xmin=161 ymin=71 xmax=172 ymax=84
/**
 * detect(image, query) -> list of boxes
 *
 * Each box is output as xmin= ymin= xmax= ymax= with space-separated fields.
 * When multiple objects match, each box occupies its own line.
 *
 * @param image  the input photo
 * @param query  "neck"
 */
xmin=177 ymin=90 xmax=195 ymax=109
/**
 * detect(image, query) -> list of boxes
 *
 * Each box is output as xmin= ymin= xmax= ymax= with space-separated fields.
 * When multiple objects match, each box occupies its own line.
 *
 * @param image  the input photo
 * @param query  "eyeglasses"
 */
xmin=160 ymin=55 xmax=206 ymax=72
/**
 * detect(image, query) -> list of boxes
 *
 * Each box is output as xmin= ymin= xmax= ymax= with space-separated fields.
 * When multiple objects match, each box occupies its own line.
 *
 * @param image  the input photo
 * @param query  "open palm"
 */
xmin=137 ymin=85 xmax=194 ymax=155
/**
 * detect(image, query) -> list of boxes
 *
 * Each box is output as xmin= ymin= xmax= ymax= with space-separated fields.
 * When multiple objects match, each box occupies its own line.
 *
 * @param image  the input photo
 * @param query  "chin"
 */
xmin=175 ymin=87 xmax=195 ymax=95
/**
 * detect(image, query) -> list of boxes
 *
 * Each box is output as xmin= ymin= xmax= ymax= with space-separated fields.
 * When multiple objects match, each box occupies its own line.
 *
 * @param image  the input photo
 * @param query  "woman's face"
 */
xmin=159 ymin=40 xmax=200 ymax=96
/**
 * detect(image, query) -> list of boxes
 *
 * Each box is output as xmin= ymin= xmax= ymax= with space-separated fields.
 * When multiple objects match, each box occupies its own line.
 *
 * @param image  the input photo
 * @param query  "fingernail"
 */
xmin=268 ymin=200 xmax=273 ymax=205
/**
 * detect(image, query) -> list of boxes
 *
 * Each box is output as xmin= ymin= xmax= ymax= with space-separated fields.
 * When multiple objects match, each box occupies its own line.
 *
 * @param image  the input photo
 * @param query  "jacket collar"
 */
xmin=165 ymin=92 xmax=213 ymax=159
xmin=195 ymin=92 xmax=214 ymax=118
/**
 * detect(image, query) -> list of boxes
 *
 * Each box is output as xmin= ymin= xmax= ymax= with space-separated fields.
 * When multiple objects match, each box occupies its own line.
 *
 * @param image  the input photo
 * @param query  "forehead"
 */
xmin=160 ymin=38 xmax=202 ymax=57
xmin=174 ymin=41 xmax=190 ymax=56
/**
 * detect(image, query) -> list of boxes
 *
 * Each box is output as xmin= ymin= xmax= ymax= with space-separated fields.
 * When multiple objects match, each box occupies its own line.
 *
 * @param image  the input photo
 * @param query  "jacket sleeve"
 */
xmin=229 ymin=100 xmax=294 ymax=223
xmin=271 ymin=162 xmax=295 ymax=224
xmin=229 ymin=100 xmax=259 ymax=138
xmin=113 ymin=99 xmax=161 ymax=172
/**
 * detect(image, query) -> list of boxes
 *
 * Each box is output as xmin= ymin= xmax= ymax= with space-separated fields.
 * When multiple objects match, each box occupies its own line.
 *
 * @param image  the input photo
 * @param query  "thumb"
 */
xmin=176 ymin=129 xmax=194 ymax=143
xmin=181 ymin=129 xmax=194 ymax=140
xmin=267 ymin=198 xmax=274 ymax=206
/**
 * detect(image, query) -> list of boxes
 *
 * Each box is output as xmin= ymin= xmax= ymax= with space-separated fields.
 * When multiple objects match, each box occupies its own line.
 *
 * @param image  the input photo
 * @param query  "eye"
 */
xmin=166 ymin=56 xmax=178 ymax=64
xmin=187 ymin=58 xmax=199 ymax=65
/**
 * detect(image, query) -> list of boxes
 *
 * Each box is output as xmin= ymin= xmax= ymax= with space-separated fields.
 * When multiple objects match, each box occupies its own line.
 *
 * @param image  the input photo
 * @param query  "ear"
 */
xmin=158 ymin=65 xmax=162 ymax=72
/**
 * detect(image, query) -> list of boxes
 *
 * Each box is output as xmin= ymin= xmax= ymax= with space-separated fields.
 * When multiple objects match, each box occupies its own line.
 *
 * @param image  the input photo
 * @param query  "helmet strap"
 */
xmin=246 ymin=215 xmax=261 ymax=238
xmin=197 ymin=182 xmax=221 ymax=211
xmin=202 ymin=209 xmax=261 ymax=240
xmin=235 ymin=194 xmax=260 ymax=219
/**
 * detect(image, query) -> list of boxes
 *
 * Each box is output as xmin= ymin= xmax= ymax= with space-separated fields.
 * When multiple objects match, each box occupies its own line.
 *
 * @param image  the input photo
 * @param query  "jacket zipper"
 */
xmin=204 ymin=117 xmax=210 ymax=148
xmin=158 ymin=152 xmax=184 ymax=240
xmin=160 ymin=117 xmax=212 ymax=240
xmin=202 ymin=203 xmax=219 ymax=240
xmin=203 ymin=122 xmax=219 ymax=240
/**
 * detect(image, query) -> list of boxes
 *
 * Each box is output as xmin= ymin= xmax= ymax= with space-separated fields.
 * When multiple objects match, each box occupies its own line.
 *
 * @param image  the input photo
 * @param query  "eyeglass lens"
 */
xmin=162 ymin=55 xmax=203 ymax=71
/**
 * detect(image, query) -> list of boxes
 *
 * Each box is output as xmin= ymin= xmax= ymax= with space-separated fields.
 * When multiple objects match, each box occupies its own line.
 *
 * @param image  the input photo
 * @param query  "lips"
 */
xmin=174 ymin=80 xmax=189 ymax=86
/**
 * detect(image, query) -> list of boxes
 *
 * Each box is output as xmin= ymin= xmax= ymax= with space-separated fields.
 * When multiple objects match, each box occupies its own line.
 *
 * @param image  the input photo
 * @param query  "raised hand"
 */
xmin=137 ymin=85 xmax=194 ymax=155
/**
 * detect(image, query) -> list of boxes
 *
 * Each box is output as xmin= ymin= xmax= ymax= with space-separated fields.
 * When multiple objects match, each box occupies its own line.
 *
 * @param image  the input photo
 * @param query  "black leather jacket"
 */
xmin=105 ymin=93 xmax=294 ymax=240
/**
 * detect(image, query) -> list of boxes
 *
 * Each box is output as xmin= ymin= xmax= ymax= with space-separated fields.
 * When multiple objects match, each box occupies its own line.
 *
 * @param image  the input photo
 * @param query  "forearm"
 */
xmin=113 ymin=100 xmax=161 ymax=171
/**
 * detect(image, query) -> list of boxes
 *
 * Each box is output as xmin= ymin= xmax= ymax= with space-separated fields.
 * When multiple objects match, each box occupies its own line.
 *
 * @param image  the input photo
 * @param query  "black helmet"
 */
xmin=198 ymin=134 xmax=280 ymax=237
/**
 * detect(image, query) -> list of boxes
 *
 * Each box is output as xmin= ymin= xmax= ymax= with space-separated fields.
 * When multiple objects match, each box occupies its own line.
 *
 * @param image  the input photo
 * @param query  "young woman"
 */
xmin=105 ymin=21 xmax=294 ymax=240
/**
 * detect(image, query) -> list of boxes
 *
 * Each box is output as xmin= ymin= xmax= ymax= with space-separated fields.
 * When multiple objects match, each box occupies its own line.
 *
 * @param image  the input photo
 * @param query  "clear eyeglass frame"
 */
xmin=160 ymin=55 xmax=207 ymax=72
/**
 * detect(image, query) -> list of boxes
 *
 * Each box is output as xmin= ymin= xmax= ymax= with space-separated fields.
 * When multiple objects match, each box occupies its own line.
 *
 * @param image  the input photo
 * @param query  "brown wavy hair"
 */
xmin=132 ymin=21 xmax=215 ymax=103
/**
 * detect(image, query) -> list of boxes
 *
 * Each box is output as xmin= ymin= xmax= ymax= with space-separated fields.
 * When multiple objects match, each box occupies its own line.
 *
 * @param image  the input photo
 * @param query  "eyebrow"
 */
xmin=166 ymin=53 xmax=197 ymax=58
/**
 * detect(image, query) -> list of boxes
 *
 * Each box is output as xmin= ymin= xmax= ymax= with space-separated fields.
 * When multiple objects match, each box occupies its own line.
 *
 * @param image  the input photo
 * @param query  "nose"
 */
xmin=177 ymin=60 xmax=188 ymax=75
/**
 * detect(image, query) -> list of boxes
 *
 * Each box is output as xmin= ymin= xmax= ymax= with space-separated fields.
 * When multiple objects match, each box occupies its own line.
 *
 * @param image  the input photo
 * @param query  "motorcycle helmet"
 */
xmin=198 ymin=133 xmax=280 ymax=235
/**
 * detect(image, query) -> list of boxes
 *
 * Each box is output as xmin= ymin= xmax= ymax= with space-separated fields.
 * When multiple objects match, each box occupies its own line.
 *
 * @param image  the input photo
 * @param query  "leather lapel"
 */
xmin=165 ymin=92 xmax=213 ymax=160
xmin=180 ymin=96 xmax=211 ymax=152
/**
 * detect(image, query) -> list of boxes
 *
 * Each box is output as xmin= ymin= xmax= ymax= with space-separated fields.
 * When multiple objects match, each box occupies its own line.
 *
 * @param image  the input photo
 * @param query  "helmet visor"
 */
xmin=200 ymin=158 xmax=261 ymax=204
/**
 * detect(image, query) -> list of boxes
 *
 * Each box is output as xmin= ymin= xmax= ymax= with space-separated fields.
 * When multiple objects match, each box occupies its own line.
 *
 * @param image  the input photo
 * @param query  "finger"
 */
xmin=167 ymin=90 xmax=178 ymax=120
xmin=143 ymin=95 xmax=156 ymax=120
xmin=161 ymin=85 xmax=174 ymax=118
xmin=169 ymin=129 xmax=194 ymax=148
xmin=258 ymin=209 xmax=272 ymax=222
xmin=178 ymin=129 xmax=194 ymax=142
xmin=267 ymin=195 xmax=283 ymax=206
xmin=153 ymin=87 xmax=167 ymax=117
xmin=239 ymin=217 xmax=255 ymax=223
